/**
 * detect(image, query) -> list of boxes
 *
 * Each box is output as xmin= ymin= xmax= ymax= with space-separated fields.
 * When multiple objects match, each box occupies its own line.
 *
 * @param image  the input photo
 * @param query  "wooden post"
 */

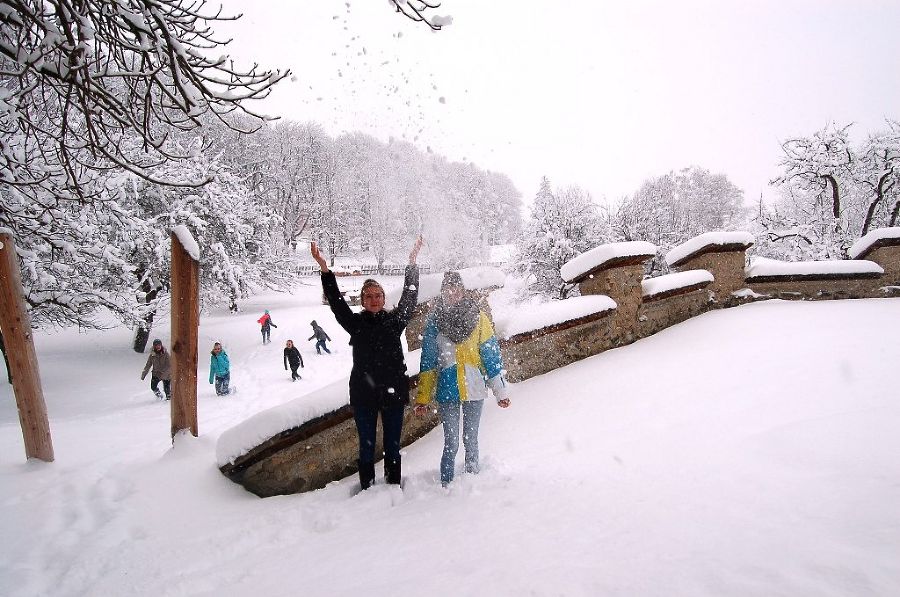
xmin=170 ymin=230 xmax=199 ymax=439
xmin=0 ymin=232 xmax=54 ymax=461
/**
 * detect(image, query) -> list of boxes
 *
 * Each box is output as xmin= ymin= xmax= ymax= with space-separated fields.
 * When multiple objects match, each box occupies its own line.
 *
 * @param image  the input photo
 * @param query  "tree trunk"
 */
xmin=133 ymin=310 xmax=155 ymax=353
xmin=0 ymin=232 xmax=54 ymax=461
xmin=861 ymin=172 xmax=892 ymax=237
xmin=890 ymin=200 xmax=900 ymax=227
xmin=823 ymin=173 xmax=841 ymax=220
xmin=133 ymin=265 xmax=161 ymax=353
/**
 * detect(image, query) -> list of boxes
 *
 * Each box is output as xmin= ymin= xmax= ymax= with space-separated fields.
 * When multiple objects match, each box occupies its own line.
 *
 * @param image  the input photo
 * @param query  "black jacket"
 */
xmin=321 ymin=265 xmax=419 ymax=409
xmin=284 ymin=346 xmax=303 ymax=369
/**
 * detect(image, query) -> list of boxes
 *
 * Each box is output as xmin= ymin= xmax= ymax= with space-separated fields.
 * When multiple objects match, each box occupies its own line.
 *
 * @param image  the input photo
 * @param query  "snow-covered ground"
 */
xmin=1 ymin=283 xmax=898 ymax=597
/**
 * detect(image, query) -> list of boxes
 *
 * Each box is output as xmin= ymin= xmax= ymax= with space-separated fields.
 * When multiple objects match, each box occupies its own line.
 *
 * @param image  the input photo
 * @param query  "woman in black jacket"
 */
xmin=311 ymin=236 xmax=422 ymax=490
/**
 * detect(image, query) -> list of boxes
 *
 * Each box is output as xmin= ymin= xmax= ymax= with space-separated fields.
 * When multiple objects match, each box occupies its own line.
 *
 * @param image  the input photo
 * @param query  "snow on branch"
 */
xmin=0 ymin=0 xmax=289 ymax=201
xmin=390 ymin=0 xmax=452 ymax=30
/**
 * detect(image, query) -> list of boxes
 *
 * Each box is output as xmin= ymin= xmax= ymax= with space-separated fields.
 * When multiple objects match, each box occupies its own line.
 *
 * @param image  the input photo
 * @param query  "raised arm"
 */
xmin=312 ymin=242 xmax=355 ymax=332
xmin=408 ymin=234 xmax=423 ymax=266
xmin=311 ymin=241 xmax=330 ymax=273
xmin=394 ymin=236 xmax=423 ymax=325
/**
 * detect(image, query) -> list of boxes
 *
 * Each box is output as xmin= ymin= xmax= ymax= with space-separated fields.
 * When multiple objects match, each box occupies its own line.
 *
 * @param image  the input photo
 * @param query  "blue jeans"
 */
xmin=214 ymin=372 xmax=230 ymax=395
xmin=438 ymin=400 xmax=484 ymax=485
xmin=352 ymin=404 xmax=405 ymax=465
xmin=315 ymin=339 xmax=330 ymax=354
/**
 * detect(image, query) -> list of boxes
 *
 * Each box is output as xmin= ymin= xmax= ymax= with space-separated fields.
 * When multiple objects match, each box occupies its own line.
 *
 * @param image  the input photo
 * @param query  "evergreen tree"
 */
xmin=514 ymin=178 xmax=611 ymax=299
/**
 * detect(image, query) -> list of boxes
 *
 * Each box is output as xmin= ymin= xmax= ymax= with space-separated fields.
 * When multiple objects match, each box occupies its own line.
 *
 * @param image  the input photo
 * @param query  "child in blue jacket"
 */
xmin=209 ymin=342 xmax=231 ymax=396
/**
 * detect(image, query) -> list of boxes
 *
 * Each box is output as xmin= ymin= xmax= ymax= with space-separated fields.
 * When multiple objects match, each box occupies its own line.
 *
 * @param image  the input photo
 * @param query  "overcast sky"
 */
xmin=214 ymin=0 xmax=900 ymax=208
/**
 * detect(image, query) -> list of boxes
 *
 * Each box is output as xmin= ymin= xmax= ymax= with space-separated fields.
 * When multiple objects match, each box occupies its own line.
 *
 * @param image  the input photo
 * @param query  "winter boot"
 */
xmin=384 ymin=458 xmax=402 ymax=485
xmin=358 ymin=460 xmax=376 ymax=490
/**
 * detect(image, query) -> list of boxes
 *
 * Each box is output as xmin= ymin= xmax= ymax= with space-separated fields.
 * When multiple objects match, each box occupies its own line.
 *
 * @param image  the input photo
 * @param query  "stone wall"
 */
xmin=220 ymin=389 xmax=441 ymax=497
xmin=500 ymin=312 xmax=614 ymax=382
xmin=579 ymin=261 xmax=645 ymax=346
xmin=860 ymin=245 xmax=900 ymax=286
xmin=746 ymin=275 xmax=883 ymax=300
xmin=636 ymin=288 xmax=714 ymax=339
xmin=671 ymin=251 xmax=747 ymax=305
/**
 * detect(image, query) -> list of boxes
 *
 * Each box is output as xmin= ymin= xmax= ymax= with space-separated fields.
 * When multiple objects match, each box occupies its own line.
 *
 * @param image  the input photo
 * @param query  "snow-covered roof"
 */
xmin=387 ymin=266 xmax=505 ymax=306
xmin=665 ymin=231 xmax=755 ymax=267
xmin=560 ymin=241 xmax=657 ymax=283
xmin=494 ymin=295 xmax=616 ymax=340
xmin=746 ymin=257 xmax=884 ymax=280
xmin=641 ymin=270 xmax=714 ymax=300
xmin=847 ymin=227 xmax=900 ymax=259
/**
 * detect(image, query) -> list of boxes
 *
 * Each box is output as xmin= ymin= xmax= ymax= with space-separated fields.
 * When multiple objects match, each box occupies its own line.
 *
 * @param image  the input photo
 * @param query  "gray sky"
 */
xmin=215 ymin=0 xmax=900 ymax=207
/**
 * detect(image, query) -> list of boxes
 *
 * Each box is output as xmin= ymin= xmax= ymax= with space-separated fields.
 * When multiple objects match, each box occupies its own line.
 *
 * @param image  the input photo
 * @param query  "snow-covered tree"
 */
xmin=513 ymin=178 xmax=611 ymax=299
xmin=857 ymin=121 xmax=900 ymax=235
xmin=0 ymin=1 xmax=287 ymax=333
xmin=0 ymin=0 xmax=288 ymax=203
xmin=758 ymin=121 xmax=900 ymax=260
xmin=112 ymin=132 xmax=286 ymax=349
xmin=332 ymin=133 xmax=402 ymax=271
xmin=612 ymin=166 xmax=747 ymax=273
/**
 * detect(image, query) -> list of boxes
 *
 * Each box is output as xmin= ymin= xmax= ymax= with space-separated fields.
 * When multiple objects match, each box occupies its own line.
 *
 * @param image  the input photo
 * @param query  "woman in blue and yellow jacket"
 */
xmin=414 ymin=271 xmax=510 ymax=486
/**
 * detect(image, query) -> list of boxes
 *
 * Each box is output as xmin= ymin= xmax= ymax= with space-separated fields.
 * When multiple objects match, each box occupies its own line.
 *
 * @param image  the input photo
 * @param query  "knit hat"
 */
xmin=441 ymin=271 xmax=464 ymax=291
xmin=152 ymin=338 xmax=162 ymax=346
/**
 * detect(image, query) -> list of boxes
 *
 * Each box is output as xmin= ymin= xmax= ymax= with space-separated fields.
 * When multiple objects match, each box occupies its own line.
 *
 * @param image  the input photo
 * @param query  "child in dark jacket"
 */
xmin=283 ymin=340 xmax=304 ymax=381
xmin=308 ymin=320 xmax=332 ymax=354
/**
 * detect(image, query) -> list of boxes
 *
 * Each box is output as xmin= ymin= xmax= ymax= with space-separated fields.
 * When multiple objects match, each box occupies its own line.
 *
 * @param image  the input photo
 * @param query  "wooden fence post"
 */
xmin=170 ymin=228 xmax=199 ymax=440
xmin=0 ymin=232 xmax=54 ymax=461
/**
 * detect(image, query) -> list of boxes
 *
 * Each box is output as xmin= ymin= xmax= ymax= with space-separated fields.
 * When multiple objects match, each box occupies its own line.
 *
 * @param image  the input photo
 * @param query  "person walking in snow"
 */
xmin=283 ymin=339 xmax=304 ymax=381
xmin=257 ymin=309 xmax=277 ymax=344
xmin=140 ymin=338 xmax=171 ymax=400
xmin=208 ymin=342 xmax=231 ymax=396
xmin=414 ymin=271 xmax=511 ymax=487
xmin=311 ymin=235 xmax=423 ymax=490
xmin=308 ymin=320 xmax=332 ymax=354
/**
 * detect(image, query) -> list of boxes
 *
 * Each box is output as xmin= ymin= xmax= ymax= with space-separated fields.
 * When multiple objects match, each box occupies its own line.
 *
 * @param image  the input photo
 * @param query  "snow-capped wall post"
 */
xmin=0 ymin=232 xmax=54 ymax=462
xmin=848 ymin=228 xmax=900 ymax=287
xmin=170 ymin=227 xmax=200 ymax=439
xmin=561 ymin=242 xmax=657 ymax=346
xmin=666 ymin=232 xmax=755 ymax=305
